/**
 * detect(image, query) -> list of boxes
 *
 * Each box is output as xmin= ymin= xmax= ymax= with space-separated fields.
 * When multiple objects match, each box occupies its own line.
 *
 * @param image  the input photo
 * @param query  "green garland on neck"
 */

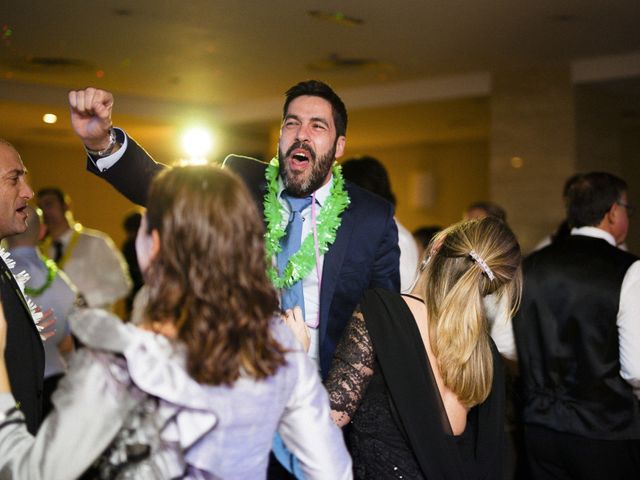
xmin=264 ymin=157 xmax=350 ymax=289
xmin=25 ymin=257 xmax=58 ymax=297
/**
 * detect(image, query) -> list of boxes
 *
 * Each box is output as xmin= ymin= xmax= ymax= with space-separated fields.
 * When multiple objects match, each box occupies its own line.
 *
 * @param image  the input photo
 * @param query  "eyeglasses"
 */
xmin=616 ymin=201 xmax=636 ymax=217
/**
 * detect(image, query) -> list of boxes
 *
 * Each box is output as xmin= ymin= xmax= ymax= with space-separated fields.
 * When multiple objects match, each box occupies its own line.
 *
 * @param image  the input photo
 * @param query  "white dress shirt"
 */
xmin=572 ymin=226 xmax=640 ymax=399
xmin=91 ymin=128 xmax=129 ymax=172
xmin=46 ymin=226 xmax=132 ymax=309
xmin=396 ymin=219 xmax=419 ymax=293
xmin=484 ymin=292 xmax=517 ymax=361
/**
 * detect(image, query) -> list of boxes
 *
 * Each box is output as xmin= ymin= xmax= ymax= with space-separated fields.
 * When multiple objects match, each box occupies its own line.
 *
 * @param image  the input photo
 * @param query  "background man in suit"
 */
xmin=67 ymin=81 xmax=400 ymax=378
xmin=514 ymin=171 xmax=640 ymax=479
xmin=0 ymin=139 xmax=45 ymax=434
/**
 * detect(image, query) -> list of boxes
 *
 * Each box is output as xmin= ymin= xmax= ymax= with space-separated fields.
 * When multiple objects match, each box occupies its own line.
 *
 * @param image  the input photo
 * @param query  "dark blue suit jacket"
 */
xmin=87 ymin=135 xmax=400 ymax=378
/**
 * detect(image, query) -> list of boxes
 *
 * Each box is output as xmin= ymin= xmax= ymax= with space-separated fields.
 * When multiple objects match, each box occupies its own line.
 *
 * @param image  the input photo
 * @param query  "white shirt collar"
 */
xmin=571 ymin=226 xmax=616 ymax=247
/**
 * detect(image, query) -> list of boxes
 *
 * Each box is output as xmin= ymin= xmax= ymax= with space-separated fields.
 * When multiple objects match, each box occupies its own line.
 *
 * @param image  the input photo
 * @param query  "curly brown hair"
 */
xmin=143 ymin=165 xmax=286 ymax=385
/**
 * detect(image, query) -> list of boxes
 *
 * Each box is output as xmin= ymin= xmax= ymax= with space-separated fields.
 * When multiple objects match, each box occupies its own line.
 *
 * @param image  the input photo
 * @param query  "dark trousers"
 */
xmin=525 ymin=423 xmax=640 ymax=480
xmin=266 ymin=453 xmax=295 ymax=480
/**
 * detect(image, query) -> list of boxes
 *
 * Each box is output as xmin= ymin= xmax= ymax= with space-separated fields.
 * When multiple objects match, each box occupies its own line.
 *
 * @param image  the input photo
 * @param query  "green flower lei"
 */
xmin=24 ymin=257 xmax=58 ymax=297
xmin=264 ymin=157 xmax=350 ymax=289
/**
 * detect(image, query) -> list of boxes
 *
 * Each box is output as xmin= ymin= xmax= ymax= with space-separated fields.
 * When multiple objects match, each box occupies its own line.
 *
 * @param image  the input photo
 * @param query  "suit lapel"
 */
xmin=319 ymin=200 xmax=356 ymax=345
xmin=0 ymin=260 xmax=36 ymax=329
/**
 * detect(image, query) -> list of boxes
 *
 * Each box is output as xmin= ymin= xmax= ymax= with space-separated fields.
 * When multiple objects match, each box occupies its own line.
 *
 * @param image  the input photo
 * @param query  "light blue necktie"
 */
xmin=277 ymin=194 xmax=313 ymax=317
xmin=273 ymin=193 xmax=313 ymax=480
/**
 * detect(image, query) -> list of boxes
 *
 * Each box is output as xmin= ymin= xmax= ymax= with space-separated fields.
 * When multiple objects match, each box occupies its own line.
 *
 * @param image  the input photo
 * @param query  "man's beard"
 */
xmin=279 ymin=140 xmax=336 ymax=198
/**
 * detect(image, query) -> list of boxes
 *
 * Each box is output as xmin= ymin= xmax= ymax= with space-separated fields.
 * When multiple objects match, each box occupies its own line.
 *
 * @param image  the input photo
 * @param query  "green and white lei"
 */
xmin=263 ymin=157 xmax=350 ymax=289
xmin=1 ymin=247 xmax=48 ymax=341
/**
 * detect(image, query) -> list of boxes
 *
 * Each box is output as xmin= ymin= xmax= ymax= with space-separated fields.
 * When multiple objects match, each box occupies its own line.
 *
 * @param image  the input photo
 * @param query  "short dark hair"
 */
xmin=283 ymin=80 xmax=348 ymax=137
xmin=562 ymin=173 xmax=584 ymax=200
xmin=566 ymin=172 xmax=627 ymax=228
xmin=413 ymin=225 xmax=442 ymax=250
xmin=36 ymin=187 xmax=66 ymax=206
xmin=341 ymin=156 xmax=395 ymax=205
xmin=467 ymin=201 xmax=507 ymax=223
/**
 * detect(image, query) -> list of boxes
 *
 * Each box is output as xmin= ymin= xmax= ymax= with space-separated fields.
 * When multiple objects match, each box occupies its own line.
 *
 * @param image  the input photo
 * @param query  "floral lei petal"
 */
xmin=0 ymin=247 xmax=48 ymax=340
xmin=263 ymin=157 xmax=350 ymax=289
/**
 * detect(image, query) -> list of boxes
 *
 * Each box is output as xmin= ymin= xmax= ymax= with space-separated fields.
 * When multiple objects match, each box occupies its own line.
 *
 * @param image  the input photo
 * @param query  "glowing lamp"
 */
xmin=43 ymin=113 xmax=57 ymax=124
xmin=182 ymin=127 xmax=214 ymax=159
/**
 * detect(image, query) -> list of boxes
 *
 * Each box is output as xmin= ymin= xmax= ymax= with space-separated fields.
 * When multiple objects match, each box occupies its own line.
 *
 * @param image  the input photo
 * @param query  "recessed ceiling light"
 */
xmin=511 ymin=156 xmax=524 ymax=169
xmin=42 ymin=113 xmax=57 ymax=124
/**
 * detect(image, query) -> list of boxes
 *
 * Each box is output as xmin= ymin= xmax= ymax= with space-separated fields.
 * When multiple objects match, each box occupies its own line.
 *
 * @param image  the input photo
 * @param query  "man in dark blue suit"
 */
xmin=67 ymin=81 xmax=400 ymax=381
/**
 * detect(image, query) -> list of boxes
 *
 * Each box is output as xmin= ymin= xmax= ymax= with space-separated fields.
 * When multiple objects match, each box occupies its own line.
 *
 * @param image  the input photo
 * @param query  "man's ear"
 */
xmin=334 ymin=136 xmax=346 ymax=159
xmin=597 ymin=203 xmax=617 ymax=233
xmin=606 ymin=202 xmax=620 ymax=224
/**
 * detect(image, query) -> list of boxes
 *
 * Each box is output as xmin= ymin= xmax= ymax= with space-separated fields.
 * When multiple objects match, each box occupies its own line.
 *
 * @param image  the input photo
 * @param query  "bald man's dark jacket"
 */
xmin=1 ymin=258 xmax=44 ymax=434
xmin=86 ymin=134 xmax=400 ymax=378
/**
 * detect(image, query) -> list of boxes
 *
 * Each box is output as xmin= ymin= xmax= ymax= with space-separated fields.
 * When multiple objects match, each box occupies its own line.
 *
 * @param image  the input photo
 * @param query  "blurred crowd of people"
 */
xmin=0 ymin=78 xmax=637 ymax=480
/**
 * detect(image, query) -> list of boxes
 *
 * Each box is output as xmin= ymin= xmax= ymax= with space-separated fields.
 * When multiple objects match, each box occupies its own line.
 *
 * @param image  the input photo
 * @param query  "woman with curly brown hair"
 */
xmin=325 ymin=217 xmax=522 ymax=479
xmin=0 ymin=165 xmax=351 ymax=479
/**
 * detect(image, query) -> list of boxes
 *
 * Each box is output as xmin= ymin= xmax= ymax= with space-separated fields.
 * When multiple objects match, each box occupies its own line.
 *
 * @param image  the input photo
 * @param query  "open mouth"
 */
xmin=288 ymin=147 xmax=313 ymax=170
xmin=293 ymin=151 xmax=309 ymax=162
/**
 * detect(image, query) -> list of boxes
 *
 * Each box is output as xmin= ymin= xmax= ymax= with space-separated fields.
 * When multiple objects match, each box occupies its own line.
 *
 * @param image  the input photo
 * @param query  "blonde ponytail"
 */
xmin=423 ymin=218 xmax=521 ymax=408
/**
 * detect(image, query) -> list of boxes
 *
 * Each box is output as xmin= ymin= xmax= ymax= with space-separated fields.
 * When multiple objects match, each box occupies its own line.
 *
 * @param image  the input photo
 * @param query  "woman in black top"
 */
xmin=325 ymin=217 xmax=522 ymax=479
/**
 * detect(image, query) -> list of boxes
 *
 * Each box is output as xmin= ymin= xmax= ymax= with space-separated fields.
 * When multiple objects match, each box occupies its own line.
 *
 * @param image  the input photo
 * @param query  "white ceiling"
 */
xmin=1 ymin=0 xmax=640 ymax=157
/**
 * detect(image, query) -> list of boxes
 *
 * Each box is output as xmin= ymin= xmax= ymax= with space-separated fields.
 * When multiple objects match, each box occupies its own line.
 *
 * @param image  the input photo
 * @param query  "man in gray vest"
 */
xmin=514 ymin=171 xmax=640 ymax=479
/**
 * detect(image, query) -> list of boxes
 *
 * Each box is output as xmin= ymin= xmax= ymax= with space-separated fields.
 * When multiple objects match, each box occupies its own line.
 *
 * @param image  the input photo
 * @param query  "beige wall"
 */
xmin=576 ymin=84 xmax=640 ymax=254
xmin=343 ymin=140 xmax=489 ymax=233
xmin=621 ymin=128 xmax=640 ymax=255
xmin=490 ymin=64 xmax=577 ymax=253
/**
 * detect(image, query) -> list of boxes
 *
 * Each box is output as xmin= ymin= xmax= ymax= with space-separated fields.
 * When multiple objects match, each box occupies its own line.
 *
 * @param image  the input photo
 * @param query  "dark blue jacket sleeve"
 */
xmin=85 ymin=131 xmax=166 ymax=207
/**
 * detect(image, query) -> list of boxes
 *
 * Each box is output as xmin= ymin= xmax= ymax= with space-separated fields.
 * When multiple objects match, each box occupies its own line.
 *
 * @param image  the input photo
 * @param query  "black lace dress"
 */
xmin=325 ymin=289 xmax=505 ymax=480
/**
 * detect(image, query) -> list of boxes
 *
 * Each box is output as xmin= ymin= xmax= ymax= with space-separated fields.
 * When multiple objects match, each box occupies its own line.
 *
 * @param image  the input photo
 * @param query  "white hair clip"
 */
xmin=469 ymin=250 xmax=495 ymax=281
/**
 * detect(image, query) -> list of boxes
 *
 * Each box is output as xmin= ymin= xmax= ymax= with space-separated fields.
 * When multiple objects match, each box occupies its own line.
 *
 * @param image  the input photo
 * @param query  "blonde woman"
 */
xmin=325 ymin=217 xmax=522 ymax=479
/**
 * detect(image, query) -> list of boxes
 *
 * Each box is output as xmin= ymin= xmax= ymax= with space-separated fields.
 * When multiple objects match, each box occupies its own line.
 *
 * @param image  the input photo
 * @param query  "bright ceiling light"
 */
xmin=181 ymin=127 xmax=214 ymax=159
xmin=42 ymin=113 xmax=57 ymax=124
